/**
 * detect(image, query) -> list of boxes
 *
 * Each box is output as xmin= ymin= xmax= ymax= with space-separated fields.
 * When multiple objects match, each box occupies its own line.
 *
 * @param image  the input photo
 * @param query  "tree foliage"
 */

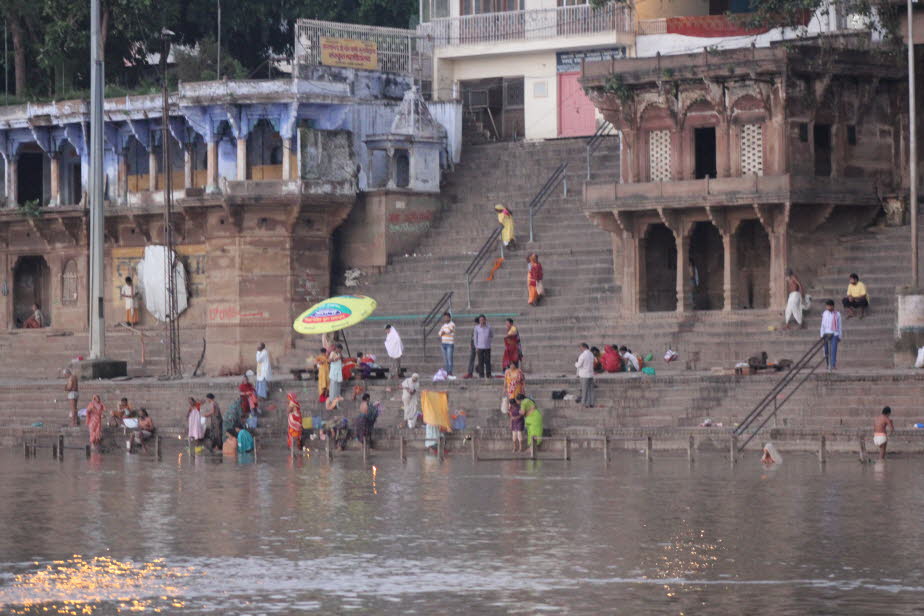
xmin=0 ymin=0 xmax=416 ymax=100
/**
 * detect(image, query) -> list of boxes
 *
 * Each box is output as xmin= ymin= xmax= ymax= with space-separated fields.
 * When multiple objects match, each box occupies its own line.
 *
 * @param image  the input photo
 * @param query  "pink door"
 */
xmin=558 ymin=71 xmax=597 ymax=137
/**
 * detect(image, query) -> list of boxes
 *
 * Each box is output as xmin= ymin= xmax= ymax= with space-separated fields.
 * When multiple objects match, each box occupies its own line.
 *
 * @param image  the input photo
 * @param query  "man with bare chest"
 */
xmin=873 ymin=406 xmax=894 ymax=460
xmin=64 ymin=369 xmax=79 ymax=427
xmin=784 ymin=268 xmax=805 ymax=329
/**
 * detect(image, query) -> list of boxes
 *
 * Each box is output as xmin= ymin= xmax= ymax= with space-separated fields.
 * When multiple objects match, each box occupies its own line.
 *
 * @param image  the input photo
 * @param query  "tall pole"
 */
xmin=217 ymin=0 xmax=221 ymax=80
xmin=910 ymin=0 xmax=919 ymax=288
xmin=161 ymin=30 xmax=182 ymax=379
xmin=89 ymin=0 xmax=105 ymax=359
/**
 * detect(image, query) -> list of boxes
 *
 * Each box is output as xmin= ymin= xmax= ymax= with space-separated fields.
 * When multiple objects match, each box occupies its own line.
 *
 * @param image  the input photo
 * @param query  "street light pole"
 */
xmin=910 ymin=0 xmax=919 ymax=288
xmin=89 ymin=0 xmax=105 ymax=358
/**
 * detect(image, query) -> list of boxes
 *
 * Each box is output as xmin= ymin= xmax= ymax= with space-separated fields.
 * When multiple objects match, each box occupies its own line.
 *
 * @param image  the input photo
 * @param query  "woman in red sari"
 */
xmin=286 ymin=392 xmax=302 ymax=450
xmin=527 ymin=254 xmax=543 ymax=306
xmin=502 ymin=318 xmax=522 ymax=370
xmin=86 ymin=395 xmax=104 ymax=449
xmin=239 ymin=373 xmax=255 ymax=415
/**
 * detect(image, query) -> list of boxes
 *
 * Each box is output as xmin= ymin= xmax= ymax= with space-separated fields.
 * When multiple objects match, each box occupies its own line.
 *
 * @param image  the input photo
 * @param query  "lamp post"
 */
xmin=910 ymin=0 xmax=919 ymax=288
xmin=89 ymin=0 xmax=105 ymax=359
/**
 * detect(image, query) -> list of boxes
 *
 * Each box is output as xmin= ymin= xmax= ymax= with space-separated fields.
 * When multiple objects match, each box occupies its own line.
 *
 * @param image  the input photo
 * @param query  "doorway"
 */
xmin=814 ymin=124 xmax=832 ymax=177
xmin=17 ymin=151 xmax=45 ymax=205
xmin=734 ymin=220 xmax=770 ymax=309
xmin=643 ymin=223 xmax=678 ymax=312
xmin=558 ymin=71 xmax=597 ymax=137
xmin=694 ymin=127 xmax=717 ymax=179
xmin=13 ymin=256 xmax=51 ymax=327
xmin=688 ymin=221 xmax=724 ymax=310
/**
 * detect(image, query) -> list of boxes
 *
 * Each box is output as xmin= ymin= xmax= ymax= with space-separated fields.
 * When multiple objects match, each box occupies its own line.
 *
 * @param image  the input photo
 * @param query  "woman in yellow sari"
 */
xmin=315 ymin=347 xmax=330 ymax=401
xmin=495 ymin=204 xmax=514 ymax=248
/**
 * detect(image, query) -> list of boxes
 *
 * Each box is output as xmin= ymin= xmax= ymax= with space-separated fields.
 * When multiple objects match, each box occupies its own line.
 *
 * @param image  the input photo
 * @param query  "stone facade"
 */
xmin=581 ymin=42 xmax=906 ymax=316
xmin=0 ymin=74 xmax=461 ymax=375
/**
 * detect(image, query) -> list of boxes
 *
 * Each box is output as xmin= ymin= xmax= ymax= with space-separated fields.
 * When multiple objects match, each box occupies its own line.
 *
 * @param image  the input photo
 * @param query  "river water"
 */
xmin=0 ymin=446 xmax=921 ymax=614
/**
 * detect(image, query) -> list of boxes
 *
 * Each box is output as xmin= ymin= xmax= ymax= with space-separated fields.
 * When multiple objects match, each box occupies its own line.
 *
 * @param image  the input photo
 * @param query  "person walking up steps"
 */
xmin=820 ymin=299 xmax=843 ymax=371
xmin=783 ymin=268 xmax=805 ymax=329
xmin=438 ymin=312 xmax=456 ymax=378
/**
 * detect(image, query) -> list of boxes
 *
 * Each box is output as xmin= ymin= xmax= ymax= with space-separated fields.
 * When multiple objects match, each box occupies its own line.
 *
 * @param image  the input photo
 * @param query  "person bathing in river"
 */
xmin=508 ymin=397 xmax=525 ymax=453
xmin=874 ymin=406 xmax=895 ymax=460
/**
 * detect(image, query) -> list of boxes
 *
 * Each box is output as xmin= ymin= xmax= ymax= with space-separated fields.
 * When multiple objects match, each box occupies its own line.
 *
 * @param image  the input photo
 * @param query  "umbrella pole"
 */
xmin=341 ymin=330 xmax=352 ymax=359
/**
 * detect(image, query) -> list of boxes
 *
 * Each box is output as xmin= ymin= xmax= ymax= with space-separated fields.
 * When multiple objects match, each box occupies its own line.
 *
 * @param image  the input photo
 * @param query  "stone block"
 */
xmin=71 ymin=358 xmax=128 ymax=380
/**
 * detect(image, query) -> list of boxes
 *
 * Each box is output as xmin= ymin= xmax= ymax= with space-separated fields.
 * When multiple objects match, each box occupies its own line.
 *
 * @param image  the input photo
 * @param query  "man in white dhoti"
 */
xmin=384 ymin=324 xmax=404 ymax=380
xmin=255 ymin=342 xmax=272 ymax=399
xmin=783 ymin=269 xmax=805 ymax=329
xmin=401 ymin=373 xmax=420 ymax=428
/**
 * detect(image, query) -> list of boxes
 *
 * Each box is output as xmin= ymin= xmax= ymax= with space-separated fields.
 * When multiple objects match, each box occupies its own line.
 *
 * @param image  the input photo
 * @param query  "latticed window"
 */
xmin=649 ymin=130 xmax=671 ymax=182
xmin=61 ymin=259 xmax=78 ymax=304
xmin=740 ymin=123 xmax=763 ymax=176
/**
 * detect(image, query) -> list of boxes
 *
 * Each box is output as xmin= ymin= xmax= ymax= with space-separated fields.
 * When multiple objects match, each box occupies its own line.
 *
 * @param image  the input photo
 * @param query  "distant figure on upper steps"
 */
xmin=495 ymin=204 xmax=515 ymax=249
xmin=783 ymin=269 xmax=805 ymax=330
xmin=527 ymin=254 xmax=544 ymax=306
xmin=842 ymin=273 xmax=869 ymax=319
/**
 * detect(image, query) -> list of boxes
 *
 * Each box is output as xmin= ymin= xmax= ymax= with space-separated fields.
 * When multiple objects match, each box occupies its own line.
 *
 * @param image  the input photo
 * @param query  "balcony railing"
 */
xmin=423 ymin=3 xmax=632 ymax=48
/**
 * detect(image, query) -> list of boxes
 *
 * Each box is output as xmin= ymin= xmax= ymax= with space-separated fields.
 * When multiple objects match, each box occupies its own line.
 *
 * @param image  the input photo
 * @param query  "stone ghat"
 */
xmin=2 ymin=370 xmax=924 ymax=438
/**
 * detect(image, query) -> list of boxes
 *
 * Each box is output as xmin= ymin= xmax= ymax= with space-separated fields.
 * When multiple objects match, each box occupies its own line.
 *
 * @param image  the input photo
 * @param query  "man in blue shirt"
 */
xmin=473 ymin=314 xmax=493 ymax=378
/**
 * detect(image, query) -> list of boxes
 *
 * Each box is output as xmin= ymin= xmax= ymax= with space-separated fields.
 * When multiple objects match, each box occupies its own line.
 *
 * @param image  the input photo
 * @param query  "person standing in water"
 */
xmin=873 ymin=406 xmax=894 ymax=460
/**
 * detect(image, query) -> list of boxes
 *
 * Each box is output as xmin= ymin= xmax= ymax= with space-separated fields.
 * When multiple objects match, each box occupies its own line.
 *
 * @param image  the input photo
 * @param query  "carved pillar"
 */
xmin=621 ymin=128 xmax=637 ymax=184
xmin=716 ymin=119 xmax=730 ymax=178
xmin=282 ymin=137 xmax=293 ymax=180
xmin=755 ymin=202 xmax=791 ymax=312
xmin=206 ymin=139 xmax=219 ymax=193
xmin=236 ymin=137 xmax=247 ymax=181
xmin=722 ymin=232 xmax=734 ymax=311
xmin=623 ymin=231 xmax=640 ymax=315
xmin=148 ymin=148 xmax=158 ymax=192
xmin=49 ymin=153 xmax=61 ymax=206
xmin=183 ymin=148 xmax=193 ymax=189
xmin=675 ymin=230 xmax=689 ymax=312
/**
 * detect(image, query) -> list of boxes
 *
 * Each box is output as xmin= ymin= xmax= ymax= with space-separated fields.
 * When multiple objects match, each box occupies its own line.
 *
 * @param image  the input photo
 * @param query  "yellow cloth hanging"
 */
xmin=421 ymin=390 xmax=452 ymax=432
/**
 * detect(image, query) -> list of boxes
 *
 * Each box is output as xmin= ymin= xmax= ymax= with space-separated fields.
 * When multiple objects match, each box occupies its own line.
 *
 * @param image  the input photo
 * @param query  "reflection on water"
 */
xmin=0 ymin=448 xmax=923 ymax=614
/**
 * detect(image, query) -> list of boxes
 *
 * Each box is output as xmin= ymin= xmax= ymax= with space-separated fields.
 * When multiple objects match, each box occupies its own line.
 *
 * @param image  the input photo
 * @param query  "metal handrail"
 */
xmin=586 ymin=120 xmax=614 ymax=180
xmin=528 ymin=162 xmax=567 ymax=242
xmin=734 ymin=338 xmax=826 ymax=451
xmin=421 ymin=291 xmax=453 ymax=359
xmin=464 ymin=226 xmax=502 ymax=308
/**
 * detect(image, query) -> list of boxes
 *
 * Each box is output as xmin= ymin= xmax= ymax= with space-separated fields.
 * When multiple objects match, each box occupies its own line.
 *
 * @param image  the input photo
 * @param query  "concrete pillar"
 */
xmin=117 ymin=151 xmax=128 ymax=204
xmin=148 ymin=149 xmax=158 ymax=192
xmin=206 ymin=140 xmax=219 ymax=193
xmin=282 ymin=137 xmax=293 ymax=180
xmin=8 ymin=156 xmax=17 ymax=206
xmin=236 ymin=138 xmax=247 ymax=181
xmin=717 ymin=120 xmax=730 ymax=178
xmin=675 ymin=231 xmax=689 ymax=312
xmin=722 ymin=231 xmax=734 ymax=311
xmin=49 ymin=154 xmax=61 ymax=206
xmin=183 ymin=148 xmax=193 ymax=189
xmin=621 ymin=232 xmax=640 ymax=315
xmin=769 ymin=229 xmax=789 ymax=312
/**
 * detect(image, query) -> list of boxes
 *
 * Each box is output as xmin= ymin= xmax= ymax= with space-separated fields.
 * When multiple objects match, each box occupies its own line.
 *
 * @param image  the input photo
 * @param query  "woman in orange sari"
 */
xmin=86 ymin=395 xmax=104 ymax=449
xmin=527 ymin=254 xmax=543 ymax=306
xmin=286 ymin=392 xmax=302 ymax=450
xmin=504 ymin=364 xmax=526 ymax=400
xmin=502 ymin=318 xmax=522 ymax=370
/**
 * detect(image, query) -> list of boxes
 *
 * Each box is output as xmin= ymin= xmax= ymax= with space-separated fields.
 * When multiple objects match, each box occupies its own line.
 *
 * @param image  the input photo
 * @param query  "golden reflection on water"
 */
xmin=3 ymin=555 xmax=195 ymax=615
xmin=647 ymin=525 xmax=722 ymax=611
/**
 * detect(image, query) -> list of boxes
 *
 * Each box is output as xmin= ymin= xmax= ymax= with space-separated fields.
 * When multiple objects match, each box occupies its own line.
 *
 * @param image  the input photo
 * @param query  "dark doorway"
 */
xmin=814 ymin=124 xmax=832 ymax=177
xmin=734 ymin=220 xmax=771 ymax=309
xmin=60 ymin=142 xmax=82 ymax=206
xmin=17 ymin=152 xmax=45 ymax=205
xmin=394 ymin=149 xmax=410 ymax=188
xmin=644 ymin=223 xmax=678 ymax=312
xmin=13 ymin=256 xmax=51 ymax=327
xmin=694 ymin=127 xmax=717 ymax=179
xmin=688 ymin=221 xmax=724 ymax=310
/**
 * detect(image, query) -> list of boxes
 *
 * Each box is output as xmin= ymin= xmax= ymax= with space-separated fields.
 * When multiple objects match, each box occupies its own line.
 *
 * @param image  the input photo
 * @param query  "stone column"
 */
xmin=117 ymin=150 xmax=128 ymax=205
xmin=282 ymin=137 xmax=293 ymax=180
xmin=148 ymin=148 xmax=158 ymax=192
xmin=722 ymin=231 xmax=734 ymax=311
xmin=675 ymin=231 xmax=689 ymax=312
xmin=206 ymin=139 xmax=219 ymax=193
xmin=49 ymin=153 xmax=61 ymax=206
xmin=716 ymin=120 xmax=730 ymax=178
xmin=621 ymin=129 xmax=637 ymax=184
xmin=768 ymin=229 xmax=789 ymax=312
xmin=8 ymin=156 xmax=17 ymax=206
xmin=236 ymin=138 xmax=247 ymax=181
xmin=183 ymin=148 xmax=193 ymax=189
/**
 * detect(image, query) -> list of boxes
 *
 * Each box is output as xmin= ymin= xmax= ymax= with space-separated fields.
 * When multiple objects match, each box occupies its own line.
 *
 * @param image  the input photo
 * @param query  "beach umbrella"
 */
xmin=292 ymin=295 xmax=378 ymax=336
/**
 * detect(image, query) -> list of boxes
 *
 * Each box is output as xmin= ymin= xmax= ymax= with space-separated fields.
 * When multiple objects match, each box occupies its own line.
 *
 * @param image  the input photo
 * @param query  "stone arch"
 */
xmin=58 ymin=141 xmax=82 ymax=206
xmin=13 ymin=255 xmax=51 ymax=327
xmin=642 ymin=222 xmax=677 ymax=312
xmin=61 ymin=258 xmax=78 ymax=304
xmin=734 ymin=219 xmax=770 ymax=309
xmin=688 ymin=221 xmax=724 ymax=310
xmin=125 ymin=135 xmax=149 ymax=192
xmin=247 ymin=119 xmax=284 ymax=180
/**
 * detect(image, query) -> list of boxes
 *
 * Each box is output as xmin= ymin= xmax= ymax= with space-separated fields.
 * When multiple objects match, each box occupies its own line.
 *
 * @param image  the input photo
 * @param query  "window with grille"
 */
xmin=649 ymin=130 xmax=671 ymax=182
xmin=61 ymin=259 xmax=78 ymax=304
xmin=740 ymin=123 xmax=763 ymax=176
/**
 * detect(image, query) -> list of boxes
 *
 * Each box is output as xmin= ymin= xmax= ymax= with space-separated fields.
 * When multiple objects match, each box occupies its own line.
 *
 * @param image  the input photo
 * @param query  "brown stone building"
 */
xmin=581 ymin=41 xmax=907 ymax=316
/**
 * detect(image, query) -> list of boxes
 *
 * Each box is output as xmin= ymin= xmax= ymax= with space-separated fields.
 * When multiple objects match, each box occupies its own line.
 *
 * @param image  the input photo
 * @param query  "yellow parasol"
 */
xmin=292 ymin=295 xmax=378 ymax=335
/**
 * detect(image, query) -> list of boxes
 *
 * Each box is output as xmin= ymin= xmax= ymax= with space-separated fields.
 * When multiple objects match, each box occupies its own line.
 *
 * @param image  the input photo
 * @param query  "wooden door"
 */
xmin=557 ymin=71 xmax=596 ymax=138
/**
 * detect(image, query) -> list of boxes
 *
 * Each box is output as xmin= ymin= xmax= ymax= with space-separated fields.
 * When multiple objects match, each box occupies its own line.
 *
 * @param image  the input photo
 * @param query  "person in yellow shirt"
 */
xmin=842 ymin=273 xmax=869 ymax=319
xmin=495 ymin=204 xmax=515 ymax=249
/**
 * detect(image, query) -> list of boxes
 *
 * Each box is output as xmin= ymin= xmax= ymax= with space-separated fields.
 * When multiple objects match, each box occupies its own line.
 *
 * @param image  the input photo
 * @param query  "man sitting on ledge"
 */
xmin=23 ymin=303 xmax=44 ymax=328
xmin=842 ymin=273 xmax=869 ymax=319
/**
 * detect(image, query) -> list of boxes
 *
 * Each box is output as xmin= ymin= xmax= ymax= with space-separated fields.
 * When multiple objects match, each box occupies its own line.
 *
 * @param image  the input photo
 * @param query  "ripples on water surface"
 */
xmin=0 ymin=447 xmax=921 ymax=614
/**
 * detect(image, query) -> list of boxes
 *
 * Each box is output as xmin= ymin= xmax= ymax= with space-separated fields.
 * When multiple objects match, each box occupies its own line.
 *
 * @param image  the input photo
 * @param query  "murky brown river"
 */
xmin=0 ymin=446 xmax=921 ymax=614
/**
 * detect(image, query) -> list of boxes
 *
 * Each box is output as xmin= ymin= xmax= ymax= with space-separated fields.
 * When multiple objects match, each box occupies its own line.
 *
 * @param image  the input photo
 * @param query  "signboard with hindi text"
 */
xmin=320 ymin=37 xmax=378 ymax=70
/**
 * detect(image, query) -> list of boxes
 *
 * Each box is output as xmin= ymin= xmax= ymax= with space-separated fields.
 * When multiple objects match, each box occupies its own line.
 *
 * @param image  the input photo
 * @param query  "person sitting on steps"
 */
xmin=842 ymin=273 xmax=869 ymax=319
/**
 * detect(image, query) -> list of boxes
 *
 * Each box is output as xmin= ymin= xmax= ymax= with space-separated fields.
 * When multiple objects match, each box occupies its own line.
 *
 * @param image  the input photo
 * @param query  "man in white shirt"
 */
xmin=819 ymin=299 xmax=843 ymax=371
xmin=437 ymin=312 xmax=456 ymax=378
xmin=619 ymin=346 xmax=640 ymax=372
xmin=255 ymin=342 xmax=272 ymax=398
xmin=384 ymin=325 xmax=404 ymax=379
xmin=575 ymin=342 xmax=595 ymax=408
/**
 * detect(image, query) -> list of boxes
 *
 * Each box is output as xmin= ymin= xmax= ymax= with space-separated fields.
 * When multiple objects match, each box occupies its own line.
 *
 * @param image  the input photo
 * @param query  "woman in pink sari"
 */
xmin=502 ymin=318 xmax=522 ymax=370
xmin=86 ymin=395 xmax=104 ymax=449
xmin=286 ymin=392 xmax=302 ymax=450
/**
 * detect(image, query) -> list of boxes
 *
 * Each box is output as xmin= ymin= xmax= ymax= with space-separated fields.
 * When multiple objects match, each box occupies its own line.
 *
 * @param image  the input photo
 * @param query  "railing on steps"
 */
xmin=586 ymin=121 xmax=614 ymax=180
xmin=528 ymin=162 xmax=568 ymax=243
xmin=464 ymin=226 xmax=503 ymax=309
xmin=420 ymin=291 xmax=453 ymax=359
xmin=733 ymin=338 xmax=827 ymax=452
